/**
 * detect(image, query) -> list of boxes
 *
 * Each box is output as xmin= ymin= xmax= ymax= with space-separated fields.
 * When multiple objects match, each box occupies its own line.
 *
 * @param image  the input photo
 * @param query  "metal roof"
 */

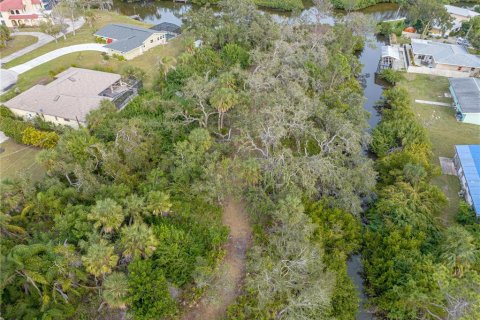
xmin=381 ymin=46 xmax=400 ymax=60
xmin=449 ymin=78 xmax=480 ymax=114
xmin=150 ymin=22 xmax=181 ymax=34
xmin=411 ymin=39 xmax=480 ymax=68
xmin=456 ymin=145 xmax=480 ymax=217
xmin=94 ymin=24 xmax=162 ymax=53
xmin=445 ymin=5 xmax=480 ymax=18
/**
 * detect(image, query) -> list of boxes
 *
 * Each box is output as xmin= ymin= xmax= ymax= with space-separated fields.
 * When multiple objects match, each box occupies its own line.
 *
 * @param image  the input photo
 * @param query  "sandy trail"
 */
xmin=182 ymin=197 xmax=251 ymax=320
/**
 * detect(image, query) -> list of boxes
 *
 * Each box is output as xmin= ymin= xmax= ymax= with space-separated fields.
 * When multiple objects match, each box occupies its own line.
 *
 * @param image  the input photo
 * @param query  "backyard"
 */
xmin=0 ymin=35 xmax=38 ymax=58
xmin=0 ymin=139 xmax=43 ymax=181
xmin=398 ymin=73 xmax=480 ymax=224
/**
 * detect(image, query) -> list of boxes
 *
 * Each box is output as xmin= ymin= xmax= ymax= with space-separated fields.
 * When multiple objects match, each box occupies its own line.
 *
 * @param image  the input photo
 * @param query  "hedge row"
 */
xmin=0 ymin=106 xmax=59 ymax=149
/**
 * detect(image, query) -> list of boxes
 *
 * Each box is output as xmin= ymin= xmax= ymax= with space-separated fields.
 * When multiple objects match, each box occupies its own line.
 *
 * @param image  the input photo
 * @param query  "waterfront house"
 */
xmin=454 ymin=145 xmax=480 ymax=217
xmin=411 ymin=39 xmax=480 ymax=76
xmin=94 ymin=23 xmax=170 ymax=60
xmin=449 ymin=77 xmax=480 ymax=125
xmin=3 ymin=68 xmax=140 ymax=128
xmin=430 ymin=5 xmax=479 ymax=37
xmin=0 ymin=0 xmax=51 ymax=28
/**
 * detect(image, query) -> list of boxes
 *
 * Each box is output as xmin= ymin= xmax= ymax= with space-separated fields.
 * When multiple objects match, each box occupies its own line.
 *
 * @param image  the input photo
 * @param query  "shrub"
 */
xmin=22 ymin=127 xmax=59 ymax=149
xmin=112 ymin=53 xmax=126 ymax=61
xmin=0 ymin=105 xmax=16 ymax=119
xmin=0 ymin=116 xmax=30 ymax=142
xmin=378 ymin=69 xmax=404 ymax=85
xmin=221 ymin=43 xmax=251 ymax=68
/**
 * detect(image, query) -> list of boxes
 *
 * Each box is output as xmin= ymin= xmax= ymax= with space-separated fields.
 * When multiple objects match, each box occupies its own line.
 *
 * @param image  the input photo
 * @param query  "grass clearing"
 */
xmin=0 ymin=139 xmax=43 ymax=181
xmin=0 ymin=35 xmax=38 ymax=58
xmin=4 ymin=10 xmax=150 ymax=68
xmin=398 ymin=73 xmax=480 ymax=224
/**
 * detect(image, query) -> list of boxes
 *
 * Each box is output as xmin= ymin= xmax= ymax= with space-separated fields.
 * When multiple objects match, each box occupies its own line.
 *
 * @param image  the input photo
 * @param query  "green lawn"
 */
xmin=4 ymin=10 xmax=150 ymax=69
xmin=0 ymin=35 xmax=38 ymax=58
xmin=0 ymin=139 xmax=43 ymax=181
xmin=398 ymin=74 xmax=480 ymax=224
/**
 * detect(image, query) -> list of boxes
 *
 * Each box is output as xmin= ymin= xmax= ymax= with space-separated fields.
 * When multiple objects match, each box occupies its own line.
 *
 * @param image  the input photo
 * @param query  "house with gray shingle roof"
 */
xmin=94 ymin=24 xmax=169 ymax=60
xmin=449 ymin=78 xmax=480 ymax=125
xmin=411 ymin=39 xmax=480 ymax=76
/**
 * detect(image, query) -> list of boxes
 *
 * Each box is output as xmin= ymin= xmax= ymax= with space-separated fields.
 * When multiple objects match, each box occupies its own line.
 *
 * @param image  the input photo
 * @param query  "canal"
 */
xmin=112 ymin=1 xmax=401 ymax=319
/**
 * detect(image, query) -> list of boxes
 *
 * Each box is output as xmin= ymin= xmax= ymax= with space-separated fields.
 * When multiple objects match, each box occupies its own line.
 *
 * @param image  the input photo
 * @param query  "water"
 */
xmin=113 ymin=1 xmax=398 ymax=318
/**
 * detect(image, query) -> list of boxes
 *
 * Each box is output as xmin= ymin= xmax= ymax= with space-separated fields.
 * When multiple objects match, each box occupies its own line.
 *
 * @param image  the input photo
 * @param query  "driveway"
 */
xmin=0 ymin=18 xmax=85 ymax=64
xmin=9 ymin=43 xmax=108 ymax=74
xmin=0 ymin=69 xmax=18 ymax=93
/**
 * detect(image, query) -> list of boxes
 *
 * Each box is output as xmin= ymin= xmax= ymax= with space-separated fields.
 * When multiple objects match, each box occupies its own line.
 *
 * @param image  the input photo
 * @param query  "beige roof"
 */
xmin=4 ymin=68 xmax=121 ymax=122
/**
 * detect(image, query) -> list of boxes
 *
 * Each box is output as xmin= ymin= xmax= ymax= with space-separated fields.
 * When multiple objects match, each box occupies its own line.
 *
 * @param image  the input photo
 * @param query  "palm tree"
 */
xmin=157 ymin=56 xmax=177 ymax=79
xmin=145 ymin=191 xmax=172 ymax=217
xmin=82 ymin=240 xmax=119 ymax=278
xmin=84 ymin=10 xmax=97 ymax=28
xmin=120 ymin=223 xmax=158 ymax=260
xmin=440 ymin=226 xmax=479 ymax=278
xmin=210 ymin=87 xmax=239 ymax=130
xmin=88 ymin=198 xmax=125 ymax=234
xmin=102 ymin=272 xmax=128 ymax=309
xmin=123 ymin=194 xmax=145 ymax=225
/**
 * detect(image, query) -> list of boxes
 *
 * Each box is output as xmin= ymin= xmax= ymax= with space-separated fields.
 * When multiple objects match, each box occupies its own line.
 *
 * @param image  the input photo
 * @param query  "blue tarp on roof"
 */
xmin=456 ymin=145 xmax=480 ymax=216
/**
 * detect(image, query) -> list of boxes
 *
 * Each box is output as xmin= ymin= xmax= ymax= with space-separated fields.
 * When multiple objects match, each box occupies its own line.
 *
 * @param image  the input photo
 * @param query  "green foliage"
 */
xmin=82 ymin=240 xmax=119 ymax=277
xmin=378 ymin=69 xmax=404 ymax=85
xmin=22 ymin=127 xmax=59 ymax=149
xmin=102 ymin=272 xmax=129 ymax=309
xmin=112 ymin=53 xmax=126 ymax=61
xmin=0 ymin=24 xmax=11 ymax=48
xmin=378 ymin=20 xmax=405 ymax=37
xmin=127 ymin=259 xmax=177 ymax=319
xmin=0 ymin=114 xmax=30 ymax=142
xmin=254 ymin=0 xmax=303 ymax=11
xmin=221 ymin=43 xmax=251 ymax=68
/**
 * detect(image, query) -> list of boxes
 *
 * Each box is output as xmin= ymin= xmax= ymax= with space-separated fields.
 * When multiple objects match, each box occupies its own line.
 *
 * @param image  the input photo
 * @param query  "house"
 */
xmin=445 ymin=5 xmax=479 ymax=23
xmin=94 ymin=23 xmax=170 ymax=60
xmin=3 ymin=67 xmax=140 ymax=128
xmin=150 ymin=22 xmax=181 ymax=40
xmin=454 ymin=145 xmax=480 ymax=217
xmin=449 ymin=77 xmax=480 ymax=125
xmin=0 ymin=0 xmax=50 ymax=28
xmin=411 ymin=39 xmax=480 ymax=76
xmin=430 ymin=5 xmax=479 ymax=37
xmin=379 ymin=45 xmax=406 ymax=71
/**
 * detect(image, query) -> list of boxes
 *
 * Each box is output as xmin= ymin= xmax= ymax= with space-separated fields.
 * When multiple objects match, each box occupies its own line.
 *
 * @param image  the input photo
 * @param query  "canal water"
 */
xmin=113 ymin=1 xmax=400 ymax=319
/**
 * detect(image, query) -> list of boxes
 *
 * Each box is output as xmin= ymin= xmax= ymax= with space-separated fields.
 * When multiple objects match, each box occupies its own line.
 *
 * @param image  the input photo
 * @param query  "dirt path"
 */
xmin=182 ymin=197 xmax=251 ymax=320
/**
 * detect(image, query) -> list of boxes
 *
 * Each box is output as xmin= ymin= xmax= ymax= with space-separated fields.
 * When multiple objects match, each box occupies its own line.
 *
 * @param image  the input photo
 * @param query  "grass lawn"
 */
xmin=0 ymin=139 xmax=43 ymax=181
xmin=0 ymin=35 xmax=38 ymax=58
xmin=398 ymin=73 xmax=480 ymax=225
xmin=4 ymin=10 xmax=150 ymax=69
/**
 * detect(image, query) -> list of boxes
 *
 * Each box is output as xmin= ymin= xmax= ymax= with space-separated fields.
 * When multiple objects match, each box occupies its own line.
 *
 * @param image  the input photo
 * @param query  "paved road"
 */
xmin=415 ymin=99 xmax=451 ymax=107
xmin=9 ymin=43 xmax=108 ymax=74
xmin=0 ymin=18 xmax=85 ymax=64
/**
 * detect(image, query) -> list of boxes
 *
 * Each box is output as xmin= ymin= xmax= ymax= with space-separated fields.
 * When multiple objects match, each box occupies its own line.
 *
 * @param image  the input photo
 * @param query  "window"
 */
xmin=15 ymin=10 xmax=20 ymax=14
xmin=10 ymin=10 xmax=15 ymax=14
xmin=64 ymin=118 xmax=70 ymax=122
xmin=150 ymin=39 xmax=153 ymax=43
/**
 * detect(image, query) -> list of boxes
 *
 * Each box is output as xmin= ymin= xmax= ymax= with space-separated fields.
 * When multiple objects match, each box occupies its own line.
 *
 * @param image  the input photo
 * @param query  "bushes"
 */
xmin=0 ymin=106 xmax=58 ymax=148
xmin=22 ymin=127 xmax=59 ymax=149
xmin=378 ymin=69 xmax=404 ymax=85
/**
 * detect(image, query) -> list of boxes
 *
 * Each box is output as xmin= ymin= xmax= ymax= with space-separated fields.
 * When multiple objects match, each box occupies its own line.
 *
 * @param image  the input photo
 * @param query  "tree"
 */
xmin=120 ymin=223 xmax=158 ymax=260
xmin=84 ymin=10 xmax=97 ymax=28
xmin=408 ymin=0 xmax=452 ymax=38
xmin=102 ymin=272 xmax=129 ymax=309
xmin=88 ymin=198 xmax=125 ymax=234
xmin=39 ymin=21 xmax=63 ymax=43
xmin=145 ymin=191 xmax=172 ymax=217
xmin=466 ymin=16 xmax=480 ymax=50
xmin=378 ymin=69 xmax=404 ymax=86
xmin=440 ymin=226 xmax=479 ymax=278
xmin=82 ymin=240 xmax=119 ymax=278
xmin=0 ymin=25 xmax=11 ymax=48
xmin=210 ymin=87 xmax=239 ymax=131
xmin=127 ymin=259 xmax=177 ymax=319
xmin=157 ymin=56 xmax=177 ymax=79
